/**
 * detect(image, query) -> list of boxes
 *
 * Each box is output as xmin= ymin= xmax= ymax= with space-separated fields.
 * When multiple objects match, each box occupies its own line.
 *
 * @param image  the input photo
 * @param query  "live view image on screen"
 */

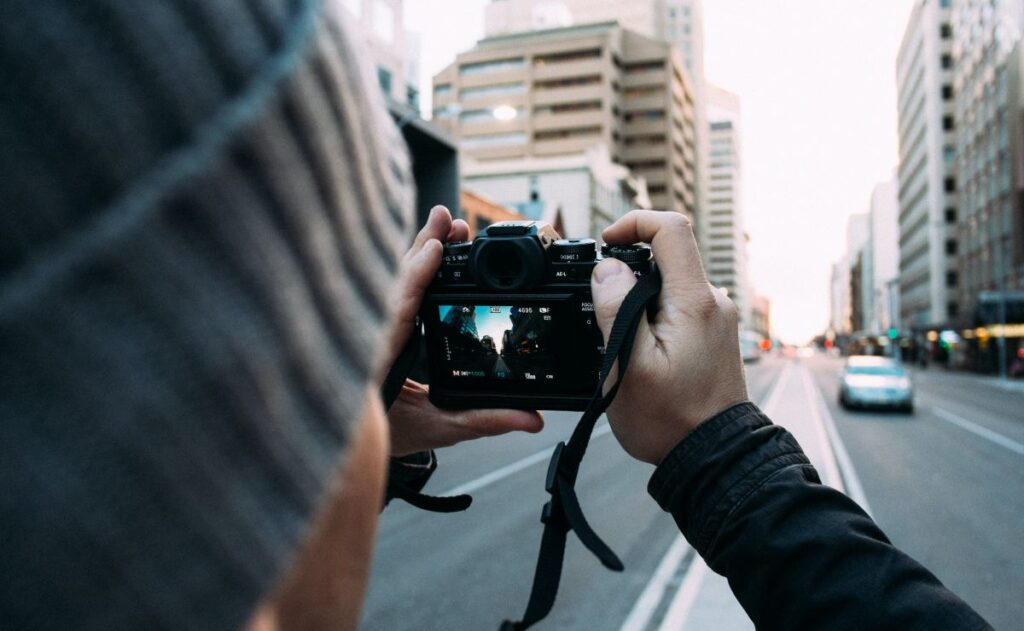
xmin=437 ymin=305 xmax=557 ymax=381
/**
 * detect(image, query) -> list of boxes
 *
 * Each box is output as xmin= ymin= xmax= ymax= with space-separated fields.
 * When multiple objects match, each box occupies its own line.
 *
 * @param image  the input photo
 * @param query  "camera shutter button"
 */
xmin=600 ymin=244 xmax=652 ymax=264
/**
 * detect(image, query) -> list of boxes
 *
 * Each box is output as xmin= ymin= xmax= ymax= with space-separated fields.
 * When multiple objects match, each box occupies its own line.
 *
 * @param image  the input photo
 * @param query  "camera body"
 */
xmin=421 ymin=221 xmax=652 ymax=411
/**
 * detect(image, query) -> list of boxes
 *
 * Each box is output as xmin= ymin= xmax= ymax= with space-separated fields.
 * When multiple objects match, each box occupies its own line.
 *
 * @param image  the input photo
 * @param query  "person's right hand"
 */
xmin=590 ymin=210 xmax=749 ymax=465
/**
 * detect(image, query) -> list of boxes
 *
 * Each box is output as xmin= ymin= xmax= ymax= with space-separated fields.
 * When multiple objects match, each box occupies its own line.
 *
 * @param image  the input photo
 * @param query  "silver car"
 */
xmin=839 ymin=356 xmax=914 ymax=413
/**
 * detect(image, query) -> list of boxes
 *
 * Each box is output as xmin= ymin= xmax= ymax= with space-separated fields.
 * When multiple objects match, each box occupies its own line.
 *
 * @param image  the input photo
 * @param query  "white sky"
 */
xmin=405 ymin=1 xmax=917 ymax=344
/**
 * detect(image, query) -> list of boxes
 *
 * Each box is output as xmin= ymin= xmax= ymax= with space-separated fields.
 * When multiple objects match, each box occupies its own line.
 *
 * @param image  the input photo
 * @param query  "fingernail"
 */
xmin=593 ymin=260 xmax=623 ymax=283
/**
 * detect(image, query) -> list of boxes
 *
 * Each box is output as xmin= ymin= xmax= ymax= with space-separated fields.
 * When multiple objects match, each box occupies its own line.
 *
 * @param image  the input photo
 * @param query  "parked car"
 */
xmin=740 ymin=330 xmax=764 ymax=363
xmin=839 ymin=356 xmax=914 ymax=413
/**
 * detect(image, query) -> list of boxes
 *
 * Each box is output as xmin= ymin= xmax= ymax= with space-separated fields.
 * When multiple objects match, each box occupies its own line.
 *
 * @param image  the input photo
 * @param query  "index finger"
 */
xmin=602 ymin=210 xmax=708 ymax=289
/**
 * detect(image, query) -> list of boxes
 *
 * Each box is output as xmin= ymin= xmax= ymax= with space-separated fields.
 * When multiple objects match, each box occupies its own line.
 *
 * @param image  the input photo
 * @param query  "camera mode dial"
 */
xmin=601 ymin=243 xmax=652 ymax=264
xmin=443 ymin=241 xmax=472 ymax=264
xmin=551 ymin=238 xmax=597 ymax=262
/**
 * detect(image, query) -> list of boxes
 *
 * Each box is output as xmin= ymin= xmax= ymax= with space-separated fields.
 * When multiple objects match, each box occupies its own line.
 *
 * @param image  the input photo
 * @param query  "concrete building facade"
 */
xmin=896 ymin=0 xmax=958 ymax=330
xmin=952 ymin=0 xmax=1024 ymax=326
xmin=867 ymin=177 xmax=902 ymax=332
xmin=431 ymin=21 xmax=698 ymax=226
xmin=462 ymin=146 xmax=649 ymax=238
xmin=341 ymin=0 xmax=420 ymax=110
xmin=704 ymin=84 xmax=751 ymax=325
xmin=481 ymin=1 xmax=710 ymax=245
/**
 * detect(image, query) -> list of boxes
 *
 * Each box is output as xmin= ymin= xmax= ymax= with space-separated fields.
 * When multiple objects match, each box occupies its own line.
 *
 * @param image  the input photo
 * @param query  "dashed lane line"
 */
xmin=932 ymin=408 xmax=1024 ymax=457
xmin=439 ymin=423 xmax=612 ymax=498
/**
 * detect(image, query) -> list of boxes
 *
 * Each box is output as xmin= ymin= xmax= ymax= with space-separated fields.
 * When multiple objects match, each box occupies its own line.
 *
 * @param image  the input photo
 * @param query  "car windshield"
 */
xmin=847 ymin=365 xmax=904 ymax=376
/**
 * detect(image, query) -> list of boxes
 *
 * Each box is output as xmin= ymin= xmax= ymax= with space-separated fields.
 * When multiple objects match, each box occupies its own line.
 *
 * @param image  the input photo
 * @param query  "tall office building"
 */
xmin=432 ymin=21 xmax=698 ymax=227
xmin=867 ymin=177 xmax=901 ymax=333
xmin=484 ymin=0 xmax=705 ymax=78
xmin=952 ymin=0 xmax=1024 ymax=327
xmin=896 ymin=0 xmax=958 ymax=330
xmin=483 ymin=1 xmax=711 ymax=245
xmin=704 ymin=84 xmax=750 ymax=325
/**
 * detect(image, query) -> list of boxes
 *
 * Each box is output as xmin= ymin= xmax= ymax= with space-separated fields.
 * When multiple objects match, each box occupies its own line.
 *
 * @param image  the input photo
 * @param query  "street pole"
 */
xmin=998 ymin=288 xmax=1008 ymax=382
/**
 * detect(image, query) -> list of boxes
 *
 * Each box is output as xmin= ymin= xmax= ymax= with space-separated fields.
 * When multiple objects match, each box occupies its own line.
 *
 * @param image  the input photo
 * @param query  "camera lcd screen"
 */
xmin=437 ymin=304 xmax=557 ymax=382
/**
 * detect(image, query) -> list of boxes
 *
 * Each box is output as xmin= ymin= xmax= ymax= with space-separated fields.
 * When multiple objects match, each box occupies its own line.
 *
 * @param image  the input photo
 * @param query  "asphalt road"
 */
xmin=362 ymin=355 xmax=1024 ymax=629
xmin=806 ymin=354 xmax=1024 ymax=631
xmin=361 ymin=360 xmax=785 ymax=630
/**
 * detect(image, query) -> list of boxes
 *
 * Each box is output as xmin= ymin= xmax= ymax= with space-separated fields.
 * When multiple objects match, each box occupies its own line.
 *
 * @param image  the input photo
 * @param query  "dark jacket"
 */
xmin=649 ymin=402 xmax=991 ymax=630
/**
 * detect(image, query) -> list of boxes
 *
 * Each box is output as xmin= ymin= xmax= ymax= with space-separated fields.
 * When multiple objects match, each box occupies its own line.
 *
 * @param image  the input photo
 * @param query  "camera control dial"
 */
xmin=551 ymin=238 xmax=597 ymax=262
xmin=601 ymin=244 xmax=652 ymax=264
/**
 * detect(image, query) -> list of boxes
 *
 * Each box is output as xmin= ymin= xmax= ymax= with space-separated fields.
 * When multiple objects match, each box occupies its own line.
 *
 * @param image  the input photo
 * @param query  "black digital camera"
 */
xmin=421 ymin=221 xmax=652 ymax=411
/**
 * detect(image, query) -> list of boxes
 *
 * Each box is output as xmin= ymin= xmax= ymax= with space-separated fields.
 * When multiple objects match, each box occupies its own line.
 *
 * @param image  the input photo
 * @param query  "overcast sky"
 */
xmin=405 ymin=1 xmax=917 ymax=343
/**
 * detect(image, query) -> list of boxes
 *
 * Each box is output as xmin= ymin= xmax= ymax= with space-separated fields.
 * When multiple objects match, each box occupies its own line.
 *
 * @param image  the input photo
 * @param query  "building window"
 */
xmin=941 ymin=84 xmax=954 ymax=100
xmin=942 ymin=115 xmax=955 ymax=131
xmin=461 ymin=132 xmax=528 ymax=148
xmin=624 ymin=61 xmax=664 ymax=74
xmin=534 ymin=100 xmax=602 ymax=115
xmin=943 ymin=145 xmax=955 ymax=164
xmin=623 ymin=85 xmax=662 ymax=98
xmin=940 ymin=23 xmax=952 ymax=39
xmin=945 ymin=239 xmax=958 ymax=255
xmin=944 ymin=177 xmax=956 ymax=193
xmin=533 ymin=126 xmax=602 ymax=141
xmin=534 ymin=75 xmax=602 ymax=90
xmin=377 ymin=66 xmax=392 ymax=96
xmin=434 ymin=83 xmax=452 ymax=96
xmin=533 ymin=48 xmax=602 ymax=66
xmin=948 ymin=302 xmax=958 ymax=318
xmin=941 ymin=54 xmax=953 ymax=69
xmin=406 ymin=84 xmax=419 ymax=109
xmin=459 ymin=107 xmax=525 ymax=123
xmin=945 ymin=207 xmax=957 ymax=224
xmin=946 ymin=271 xmax=958 ymax=288
xmin=647 ymin=184 xmax=667 ymax=195
xmin=460 ymin=82 xmax=526 ymax=100
xmin=626 ymin=159 xmax=667 ymax=170
xmin=623 ymin=134 xmax=666 ymax=146
xmin=623 ymin=109 xmax=665 ymax=122
xmin=373 ymin=1 xmax=395 ymax=43
xmin=459 ymin=57 xmax=526 ymax=75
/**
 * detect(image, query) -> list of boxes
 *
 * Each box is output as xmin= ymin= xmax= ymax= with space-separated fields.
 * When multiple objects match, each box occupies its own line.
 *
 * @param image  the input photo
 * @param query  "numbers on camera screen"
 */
xmin=437 ymin=304 xmax=558 ymax=382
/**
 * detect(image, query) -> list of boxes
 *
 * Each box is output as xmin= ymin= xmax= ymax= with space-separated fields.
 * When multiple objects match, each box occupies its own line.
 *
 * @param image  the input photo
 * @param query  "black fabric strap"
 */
xmin=503 ymin=268 xmax=662 ymax=630
xmin=381 ymin=320 xmax=473 ymax=513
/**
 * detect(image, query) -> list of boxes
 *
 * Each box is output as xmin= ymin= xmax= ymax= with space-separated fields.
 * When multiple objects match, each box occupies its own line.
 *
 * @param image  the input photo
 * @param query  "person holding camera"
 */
xmin=0 ymin=1 xmax=987 ymax=630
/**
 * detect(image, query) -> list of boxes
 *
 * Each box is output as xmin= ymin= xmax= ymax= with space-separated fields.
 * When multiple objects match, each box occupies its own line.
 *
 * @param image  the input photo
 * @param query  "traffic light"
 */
xmin=887 ymin=328 xmax=899 ymax=340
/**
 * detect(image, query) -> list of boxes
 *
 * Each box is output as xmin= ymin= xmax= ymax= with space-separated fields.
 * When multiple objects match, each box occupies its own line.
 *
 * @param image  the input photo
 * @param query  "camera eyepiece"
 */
xmin=471 ymin=237 xmax=546 ymax=290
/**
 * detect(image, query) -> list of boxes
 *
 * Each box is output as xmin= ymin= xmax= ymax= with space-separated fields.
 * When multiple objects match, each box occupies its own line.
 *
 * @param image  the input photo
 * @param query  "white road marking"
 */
xmin=799 ymin=367 xmax=847 ymax=490
xmin=932 ymin=408 xmax=1024 ymax=456
xmin=620 ymin=536 xmax=688 ymax=631
xmin=655 ymin=555 xmax=709 ymax=631
xmin=801 ymin=363 xmax=873 ymax=516
xmin=620 ymin=362 xmax=792 ymax=631
xmin=439 ymin=423 xmax=612 ymax=497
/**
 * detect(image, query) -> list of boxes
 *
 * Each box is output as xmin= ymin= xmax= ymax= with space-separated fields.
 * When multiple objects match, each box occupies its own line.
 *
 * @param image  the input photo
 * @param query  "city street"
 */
xmin=362 ymin=355 xmax=1024 ymax=630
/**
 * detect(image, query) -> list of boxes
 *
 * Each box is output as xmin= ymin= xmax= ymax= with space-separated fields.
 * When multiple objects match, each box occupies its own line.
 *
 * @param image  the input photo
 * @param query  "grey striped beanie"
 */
xmin=0 ymin=0 xmax=413 ymax=629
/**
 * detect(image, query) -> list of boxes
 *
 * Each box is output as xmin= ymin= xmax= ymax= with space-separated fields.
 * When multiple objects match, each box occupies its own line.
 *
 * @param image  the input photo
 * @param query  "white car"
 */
xmin=839 ymin=356 xmax=914 ymax=413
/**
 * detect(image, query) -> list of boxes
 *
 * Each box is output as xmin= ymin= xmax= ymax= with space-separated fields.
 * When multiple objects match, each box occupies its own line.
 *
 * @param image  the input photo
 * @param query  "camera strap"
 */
xmin=502 ymin=267 xmax=662 ymax=631
xmin=381 ymin=322 xmax=473 ymax=513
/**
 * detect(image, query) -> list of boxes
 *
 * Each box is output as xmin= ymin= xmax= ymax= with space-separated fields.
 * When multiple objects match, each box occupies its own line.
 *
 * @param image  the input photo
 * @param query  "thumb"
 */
xmin=591 ymin=258 xmax=638 ymax=343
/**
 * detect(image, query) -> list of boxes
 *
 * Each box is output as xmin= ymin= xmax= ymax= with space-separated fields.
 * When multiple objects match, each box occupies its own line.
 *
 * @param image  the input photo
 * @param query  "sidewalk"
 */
xmin=909 ymin=366 xmax=1024 ymax=395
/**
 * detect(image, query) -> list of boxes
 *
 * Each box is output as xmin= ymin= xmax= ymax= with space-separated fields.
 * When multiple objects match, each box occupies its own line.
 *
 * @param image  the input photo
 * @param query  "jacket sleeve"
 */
xmin=648 ymin=402 xmax=990 ymax=630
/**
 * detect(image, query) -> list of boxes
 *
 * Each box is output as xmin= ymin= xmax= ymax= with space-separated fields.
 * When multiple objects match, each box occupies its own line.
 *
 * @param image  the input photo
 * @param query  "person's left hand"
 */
xmin=382 ymin=205 xmax=543 ymax=457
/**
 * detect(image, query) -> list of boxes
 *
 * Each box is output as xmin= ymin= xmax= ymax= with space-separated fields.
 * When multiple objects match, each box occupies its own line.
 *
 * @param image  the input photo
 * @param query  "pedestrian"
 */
xmin=0 ymin=1 xmax=991 ymax=630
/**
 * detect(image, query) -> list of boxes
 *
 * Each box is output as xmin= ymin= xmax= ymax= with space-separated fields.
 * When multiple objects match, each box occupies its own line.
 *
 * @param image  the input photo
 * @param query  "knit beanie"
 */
xmin=0 ymin=1 xmax=413 ymax=629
